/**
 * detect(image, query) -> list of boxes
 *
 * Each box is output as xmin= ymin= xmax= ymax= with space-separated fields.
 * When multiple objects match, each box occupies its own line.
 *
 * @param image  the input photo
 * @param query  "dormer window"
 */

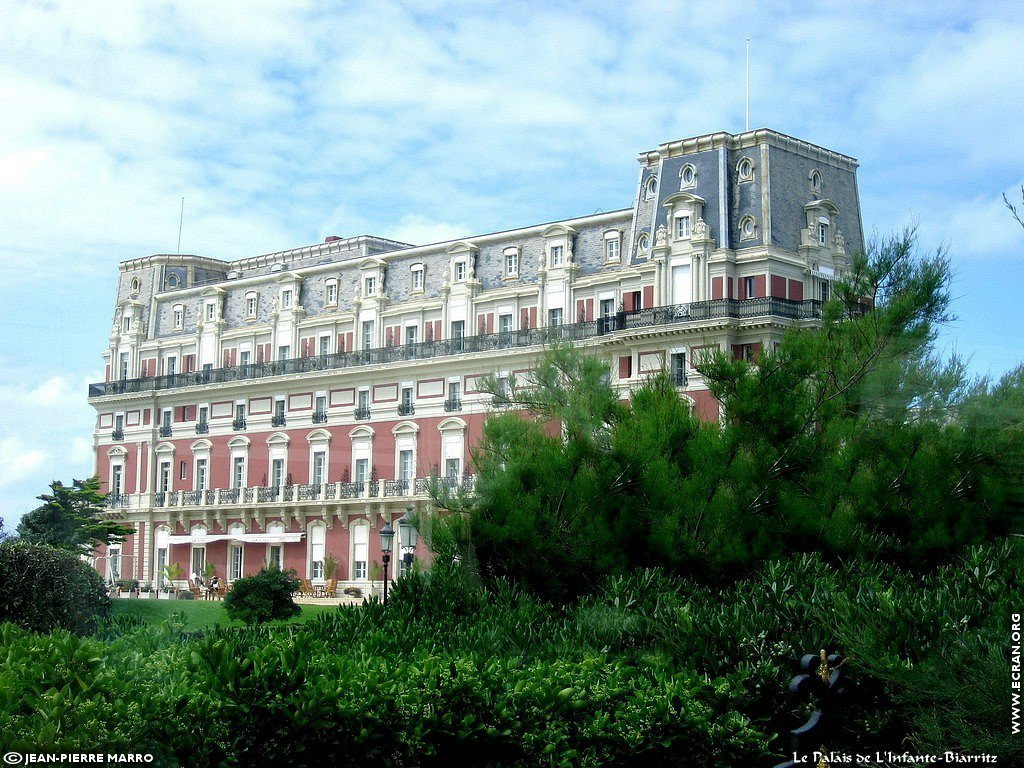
xmin=603 ymin=231 xmax=621 ymax=262
xmin=165 ymin=274 xmax=179 ymax=290
xmin=675 ymin=214 xmax=691 ymax=239
xmin=810 ymin=169 xmax=822 ymax=195
xmin=325 ymin=280 xmax=338 ymax=306
xmin=503 ymin=248 xmax=519 ymax=278
xmin=205 ymin=302 xmax=215 ymax=321
xmin=550 ymin=245 xmax=564 ymax=267
xmin=364 ymin=276 xmax=376 ymax=296
xmin=644 ymin=176 xmax=657 ymax=201
xmin=817 ymin=219 xmax=829 ymax=246
xmin=680 ymin=164 xmax=696 ymax=189
xmin=410 ymin=265 xmax=424 ymax=292
xmin=130 ymin=277 xmax=141 ymax=295
xmin=173 ymin=304 xmax=184 ymax=329
xmin=636 ymin=232 xmax=650 ymax=255
xmin=737 ymin=157 xmax=754 ymax=182
xmin=245 ymin=292 xmax=258 ymax=318
xmin=453 ymin=261 xmax=467 ymax=282
xmin=281 ymin=289 xmax=293 ymax=309
xmin=739 ymin=216 xmax=757 ymax=242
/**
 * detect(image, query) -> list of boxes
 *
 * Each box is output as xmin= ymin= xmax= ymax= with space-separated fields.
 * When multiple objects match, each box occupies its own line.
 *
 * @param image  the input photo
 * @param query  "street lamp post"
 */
xmin=379 ymin=520 xmax=395 ymax=605
xmin=397 ymin=505 xmax=419 ymax=576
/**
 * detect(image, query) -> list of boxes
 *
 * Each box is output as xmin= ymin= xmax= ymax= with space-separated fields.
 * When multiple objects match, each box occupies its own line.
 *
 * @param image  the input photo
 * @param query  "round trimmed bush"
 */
xmin=0 ymin=541 xmax=111 ymax=634
xmin=224 ymin=564 xmax=301 ymax=623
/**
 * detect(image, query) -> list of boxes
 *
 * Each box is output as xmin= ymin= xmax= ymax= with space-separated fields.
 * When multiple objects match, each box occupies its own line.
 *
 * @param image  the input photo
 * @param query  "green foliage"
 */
xmin=17 ymin=477 xmax=135 ymax=555
xmin=0 ymin=541 xmax=111 ymax=634
xmin=223 ymin=564 xmax=300 ymax=624
xmin=323 ymin=552 xmax=339 ymax=580
xmin=0 ymin=542 xmax=1018 ymax=763
xmin=454 ymin=230 xmax=1021 ymax=599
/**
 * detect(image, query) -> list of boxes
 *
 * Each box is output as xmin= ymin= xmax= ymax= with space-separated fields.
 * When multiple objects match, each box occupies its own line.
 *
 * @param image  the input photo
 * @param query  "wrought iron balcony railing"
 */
xmin=158 ymin=425 xmax=173 ymax=437
xmin=111 ymin=428 xmax=124 ymax=441
xmin=397 ymin=403 xmax=415 ymax=416
xmin=443 ymin=397 xmax=462 ymax=412
xmin=105 ymin=493 xmax=130 ymax=508
xmin=271 ymin=414 xmax=287 ymax=427
xmin=88 ymin=298 xmax=824 ymax=397
xmin=194 ymin=421 xmax=209 ymax=434
xmin=312 ymin=410 xmax=328 ymax=423
xmin=354 ymin=407 xmax=370 ymax=421
xmin=232 ymin=418 xmax=246 ymax=431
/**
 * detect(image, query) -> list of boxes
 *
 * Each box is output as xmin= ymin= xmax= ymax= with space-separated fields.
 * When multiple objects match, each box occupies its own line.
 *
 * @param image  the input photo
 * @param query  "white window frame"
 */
xmin=550 ymin=244 xmax=564 ymax=268
xmin=453 ymin=260 xmax=467 ymax=282
xmin=675 ymin=214 xmax=691 ymax=239
xmin=410 ymin=264 xmax=424 ymax=292
xmin=364 ymin=276 xmax=376 ymax=296
xmin=280 ymin=289 xmax=293 ymax=309
xmin=351 ymin=521 xmax=369 ymax=580
xmin=172 ymin=304 xmax=184 ymax=330
xmin=325 ymin=279 xmax=338 ymax=306
xmin=503 ymin=247 xmax=519 ymax=277
xmin=603 ymin=231 xmax=621 ymax=262
xmin=245 ymin=292 xmax=258 ymax=318
xmin=205 ymin=302 xmax=216 ymax=321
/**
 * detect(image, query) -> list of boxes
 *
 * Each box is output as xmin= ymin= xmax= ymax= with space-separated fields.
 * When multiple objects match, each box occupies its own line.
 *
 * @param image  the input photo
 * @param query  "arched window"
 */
xmin=737 ymin=157 xmax=754 ymax=182
xmin=644 ymin=176 xmax=658 ymax=200
xmin=636 ymin=232 xmax=650 ymax=256
xmin=680 ymin=164 xmax=696 ymax=189
xmin=809 ymin=169 xmax=822 ymax=195
xmin=739 ymin=215 xmax=758 ymax=242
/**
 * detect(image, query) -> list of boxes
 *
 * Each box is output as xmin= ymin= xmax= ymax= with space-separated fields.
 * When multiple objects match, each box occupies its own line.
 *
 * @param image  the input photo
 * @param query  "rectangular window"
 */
xmin=818 ymin=223 xmax=828 ymax=246
xmin=179 ymin=460 xmax=187 ymax=480
xmin=454 ymin=262 xmax=467 ymax=281
xmin=399 ymin=450 xmax=414 ymax=483
xmin=451 ymin=320 xmax=465 ymax=352
xmin=355 ymin=458 xmax=369 ymax=485
xmin=246 ymin=295 xmax=257 ymax=317
xmin=123 ymin=317 xmax=131 ymax=332
xmin=269 ymin=545 xmax=283 ymax=570
xmin=197 ymin=406 xmax=208 ymax=425
xmin=232 ymin=456 xmax=246 ymax=489
xmin=411 ymin=268 xmax=424 ymax=291
xmin=676 ymin=216 xmax=691 ymax=239
xmin=364 ymin=276 xmax=376 ymax=296
xmin=165 ymin=357 xmax=177 ymax=376
xmin=173 ymin=308 xmax=183 ymax=328
xmin=156 ymin=548 xmax=168 ymax=587
xmin=191 ymin=548 xmax=206 ymax=581
xmin=671 ymin=353 xmax=687 ymax=386
xmin=400 ymin=386 xmax=414 ymax=414
xmin=744 ymin=276 xmax=756 ymax=298
xmin=195 ymin=459 xmax=208 ymax=491
xmin=319 ymin=336 xmax=330 ymax=356
xmin=281 ymin=289 xmax=293 ymax=309
xmin=239 ymin=350 xmax=250 ymax=367
xmin=111 ymin=465 xmax=123 ymax=496
xmin=505 ymin=251 xmax=518 ymax=276
xmin=310 ymin=527 xmax=325 ymax=580
xmin=353 ymin=527 xmax=368 ymax=580
xmin=119 ymin=353 xmax=129 ymax=380
xmin=115 ymin=414 xmax=124 ymax=433
xmin=161 ymin=409 xmax=172 ymax=429
xmin=548 ymin=308 xmax=563 ymax=327
xmin=820 ymin=280 xmax=830 ymax=303
xmin=326 ymin=282 xmax=338 ymax=305
xmin=235 ymin=403 xmax=246 ymax=424
xmin=311 ymin=452 xmax=326 ymax=485
xmin=445 ymin=457 xmax=461 ymax=479
xmin=315 ymin=394 xmax=327 ymax=414
xmin=206 ymin=303 xmax=215 ymax=321
xmin=448 ymin=380 xmax=461 ymax=403
xmin=550 ymin=245 xmax=564 ymax=267
xmin=605 ymin=237 xmax=620 ymax=261
xmin=275 ymin=399 xmax=285 ymax=419
xmin=358 ymin=389 xmax=369 ymax=411
xmin=271 ymin=458 xmax=285 ymax=488
xmin=159 ymin=461 xmax=171 ymax=493
xmin=362 ymin=321 xmax=374 ymax=350
xmin=405 ymin=325 xmax=418 ymax=346
xmin=278 ymin=345 xmax=290 ymax=360
xmin=229 ymin=545 xmax=243 ymax=581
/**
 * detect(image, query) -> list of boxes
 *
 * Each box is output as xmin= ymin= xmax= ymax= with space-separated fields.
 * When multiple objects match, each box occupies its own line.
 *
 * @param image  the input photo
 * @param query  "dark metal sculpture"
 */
xmin=773 ymin=649 xmax=849 ymax=768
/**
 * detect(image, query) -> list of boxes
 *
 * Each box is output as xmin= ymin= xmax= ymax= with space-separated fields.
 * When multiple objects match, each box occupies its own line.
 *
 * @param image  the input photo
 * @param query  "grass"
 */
xmin=111 ymin=597 xmax=340 ymax=630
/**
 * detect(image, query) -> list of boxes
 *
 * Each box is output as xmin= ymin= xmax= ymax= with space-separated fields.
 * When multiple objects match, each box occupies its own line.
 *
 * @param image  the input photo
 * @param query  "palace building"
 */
xmin=87 ymin=128 xmax=863 ymax=593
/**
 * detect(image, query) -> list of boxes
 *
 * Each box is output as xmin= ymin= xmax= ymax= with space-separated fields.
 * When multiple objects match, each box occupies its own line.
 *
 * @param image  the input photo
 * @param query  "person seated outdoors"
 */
xmin=207 ymin=575 xmax=220 ymax=600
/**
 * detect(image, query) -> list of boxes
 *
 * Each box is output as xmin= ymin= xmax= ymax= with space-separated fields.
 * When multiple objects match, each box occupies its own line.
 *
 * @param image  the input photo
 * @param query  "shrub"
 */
xmin=223 ymin=564 xmax=300 ymax=623
xmin=0 ymin=541 xmax=111 ymax=634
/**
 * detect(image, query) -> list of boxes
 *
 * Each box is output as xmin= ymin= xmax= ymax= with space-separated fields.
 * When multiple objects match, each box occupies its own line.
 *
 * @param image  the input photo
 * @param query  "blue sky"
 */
xmin=1 ymin=0 xmax=1022 ymax=531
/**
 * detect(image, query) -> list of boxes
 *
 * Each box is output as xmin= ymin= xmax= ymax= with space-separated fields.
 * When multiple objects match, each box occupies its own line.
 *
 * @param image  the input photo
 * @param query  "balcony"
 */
xmin=671 ymin=370 xmax=688 ymax=387
xmin=194 ymin=421 xmax=209 ymax=435
xmin=312 ymin=410 xmax=328 ymax=424
xmin=158 ymin=425 xmax=173 ymax=438
xmin=111 ymin=428 xmax=124 ymax=441
xmin=271 ymin=414 xmax=287 ymax=427
xmin=88 ymin=298 xmax=823 ymax=398
xmin=232 ymin=418 xmax=246 ymax=431
xmin=443 ymin=397 xmax=462 ymax=412
xmin=105 ymin=493 xmax=130 ymax=508
xmin=354 ymin=406 xmax=370 ymax=421
xmin=397 ymin=402 xmax=415 ymax=416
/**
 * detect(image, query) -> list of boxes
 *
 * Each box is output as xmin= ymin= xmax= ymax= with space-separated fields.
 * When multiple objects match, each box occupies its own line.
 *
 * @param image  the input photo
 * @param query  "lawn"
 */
xmin=111 ymin=597 xmax=340 ymax=630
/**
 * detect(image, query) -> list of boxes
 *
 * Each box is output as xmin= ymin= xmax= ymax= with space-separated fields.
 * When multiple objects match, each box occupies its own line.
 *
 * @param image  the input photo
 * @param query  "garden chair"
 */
xmin=299 ymin=579 xmax=316 ymax=597
xmin=323 ymin=579 xmax=337 ymax=598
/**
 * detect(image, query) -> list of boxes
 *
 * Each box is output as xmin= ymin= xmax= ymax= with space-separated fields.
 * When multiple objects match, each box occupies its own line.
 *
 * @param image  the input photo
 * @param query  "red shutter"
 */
xmin=521 ymin=308 xmax=529 ymax=329
xmin=738 ymin=278 xmax=746 ymax=300
xmin=105 ymin=364 xmax=111 ymax=381
xmin=771 ymin=275 xmax=786 ymax=299
xmin=732 ymin=345 xmax=743 ymax=360
xmin=727 ymin=278 xmax=734 ymax=299
xmin=528 ymin=308 xmax=537 ymax=329
xmin=337 ymin=334 xmax=346 ymax=352
xmin=711 ymin=277 xmax=724 ymax=300
xmin=585 ymin=299 xmax=593 ymax=321
xmin=230 ymin=349 xmax=237 ymax=366
xmin=642 ymin=285 xmax=654 ymax=309
xmin=393 ymin=326 xmax=401 ymax=345
xmin=223 ymin=350 xmax=231 ymax=366
xmin=754 ymin=275 xmax=766 ymax=298
xmin=750 ymin=342 xmax=763 ymax=360
xmin=486 ymin=314 xmax=493 ymax=334
xmin=143 ymin=410 xmax=151 ymax=426
xmin=618 ymin=355 xmax=632 ymax=379
xmin=788 ymin=280 xmax=804 ymax=301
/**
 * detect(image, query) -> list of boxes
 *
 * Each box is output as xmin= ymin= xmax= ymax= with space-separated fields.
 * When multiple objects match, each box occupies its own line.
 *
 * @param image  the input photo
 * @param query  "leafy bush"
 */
xmin=0 ymin=541 xmax=110 ymax=634
xmin=223 ymin=564 xmax=300 ymax=623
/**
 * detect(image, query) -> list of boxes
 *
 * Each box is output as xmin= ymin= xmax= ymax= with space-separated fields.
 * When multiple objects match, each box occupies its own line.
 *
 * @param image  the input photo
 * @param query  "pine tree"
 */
xmin=17 ymin=477 xmax=135 ymax=555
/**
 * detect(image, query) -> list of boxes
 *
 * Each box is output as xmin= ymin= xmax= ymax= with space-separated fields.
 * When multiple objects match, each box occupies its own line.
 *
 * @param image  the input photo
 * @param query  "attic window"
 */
xmin=165 ymin=274 xmax=179 ymax=290
xmin=410 ymin=264 xmax=424 ymax=292
xmin=737 ymin=158 xmax=754 ymax=182
xmin=130 ymin=277 xmax=141 ymax=294
xmin=810 ymin=170 xmax=822 ymax=195
xmin=680 ymin=164 xmax=696 ymax=189
xmin=739 ymin=216 xmax=757 ymax=241
xmin=644 ymin=176 xmax=658 ymax=200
